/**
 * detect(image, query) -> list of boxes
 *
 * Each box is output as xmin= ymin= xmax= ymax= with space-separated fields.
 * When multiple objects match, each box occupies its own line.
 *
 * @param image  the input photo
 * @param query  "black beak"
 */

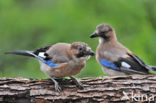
xmin=88 ymin=50 xmax=95 ymax=56
xmin=90 ymin=32 xmax=98 ymax=38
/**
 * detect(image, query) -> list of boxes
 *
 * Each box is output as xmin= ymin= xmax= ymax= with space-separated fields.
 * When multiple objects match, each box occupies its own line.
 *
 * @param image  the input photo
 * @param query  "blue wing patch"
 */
xmin=38 ymin=54 xmax=59 ymax=68
xmin=43 ymin=59 xmax=59 ymax=68
xmin=100 ymin=59 xmax=120 ymax=71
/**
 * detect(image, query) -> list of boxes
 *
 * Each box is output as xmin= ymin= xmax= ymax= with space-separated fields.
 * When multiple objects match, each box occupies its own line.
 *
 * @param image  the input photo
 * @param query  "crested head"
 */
xmin=90 ymin=24 xmax=117 ymax=42
xmin=71 ymin=42 xmax=95 ymax=59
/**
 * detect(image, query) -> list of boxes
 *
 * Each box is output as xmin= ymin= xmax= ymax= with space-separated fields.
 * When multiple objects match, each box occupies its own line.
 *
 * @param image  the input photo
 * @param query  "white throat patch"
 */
xmin=99 ymin=38 xmax=103 ymax=44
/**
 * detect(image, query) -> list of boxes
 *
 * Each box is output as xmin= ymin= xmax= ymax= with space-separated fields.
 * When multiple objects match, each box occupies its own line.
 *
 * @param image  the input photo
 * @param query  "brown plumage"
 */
xmin=5 ymin=42 xmax=95 ymax=92
xmin=42 ymin=42 xmax=92 ymax=77
xmin=90 ymin=24 xmax=156 ymax=76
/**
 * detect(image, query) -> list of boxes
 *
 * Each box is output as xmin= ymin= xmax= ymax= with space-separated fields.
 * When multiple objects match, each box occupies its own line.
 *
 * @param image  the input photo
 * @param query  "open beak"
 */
xmin=90 ymin=32 xmax=98 ymax=38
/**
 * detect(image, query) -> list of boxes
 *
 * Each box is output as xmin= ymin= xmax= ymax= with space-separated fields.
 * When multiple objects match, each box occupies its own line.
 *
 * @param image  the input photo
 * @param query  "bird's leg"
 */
xmin=50 ymin=77 xmax=62 ymax=92
xmin=70 ymin=76 xmax=84 ymax=89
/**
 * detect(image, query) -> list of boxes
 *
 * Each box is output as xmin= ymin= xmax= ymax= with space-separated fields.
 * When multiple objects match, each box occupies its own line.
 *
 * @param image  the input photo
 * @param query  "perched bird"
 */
xmin=5 ymin=42 xmax=95 ymax=91
xmin=90 ymin=24 xmax=156 ymax=76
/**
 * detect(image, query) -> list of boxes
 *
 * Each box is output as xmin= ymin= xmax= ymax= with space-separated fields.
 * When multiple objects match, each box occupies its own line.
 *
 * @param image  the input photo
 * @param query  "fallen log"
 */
xmin=0 ymin=75 xmax=156 ymax=103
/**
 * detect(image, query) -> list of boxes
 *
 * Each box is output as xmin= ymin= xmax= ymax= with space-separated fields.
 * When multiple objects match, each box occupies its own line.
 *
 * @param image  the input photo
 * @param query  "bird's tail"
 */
xmin=5 ymin=50 xmax=45 ymax=62
xmin=5 ymin=50 xmax=35 ymax=57
xmin=149 ymin=66 xmax=156 ymax=71
xmin=5 ymin=50 xmax=44 ymax=62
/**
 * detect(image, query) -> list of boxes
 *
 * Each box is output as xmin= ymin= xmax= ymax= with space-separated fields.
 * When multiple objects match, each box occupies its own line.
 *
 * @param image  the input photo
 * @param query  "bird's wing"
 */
xmin=45 ymin=43 xmax=72 ymax=63
xmin=34 ymin=45 xmax=69 ymax=68
xmin=127 ymin=53 xmax=146 ymax=66
xmin=5 ymin=45 xmax=68 ymax=68
xmin=127 ymin=53 xmax=154 ymax=71
xmin=28 ymin=51 xmax=60 ymax=68
xmin=116 ymin=55 xmax=149 ymax=74
xmin=100 ymin=55 xmax=150 ymax=75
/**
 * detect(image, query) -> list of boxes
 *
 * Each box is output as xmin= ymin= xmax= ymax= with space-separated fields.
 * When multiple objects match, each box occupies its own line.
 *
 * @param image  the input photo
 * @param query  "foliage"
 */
xmin=0 ymin=0 xmax=156 ymax=78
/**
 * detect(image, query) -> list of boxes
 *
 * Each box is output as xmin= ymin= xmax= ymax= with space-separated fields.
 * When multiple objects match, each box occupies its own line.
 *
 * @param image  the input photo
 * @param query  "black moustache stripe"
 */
xmin=101 ymin=35 xmax=110 ymax=40
xmin=77 ymin=52 xmax=88 ymax=58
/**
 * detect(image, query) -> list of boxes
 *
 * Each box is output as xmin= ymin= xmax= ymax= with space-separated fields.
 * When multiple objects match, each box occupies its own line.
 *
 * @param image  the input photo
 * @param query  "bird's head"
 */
xmin=71 ymin=42 xmax=95 ymax=60
xmin=90 ymin=24 xmax=116 ymax=41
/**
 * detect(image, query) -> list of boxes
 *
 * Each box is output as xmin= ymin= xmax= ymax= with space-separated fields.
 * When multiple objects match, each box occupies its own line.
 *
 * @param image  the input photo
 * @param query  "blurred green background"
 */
xmin=0 ymin=0 xmax=156 ymax=79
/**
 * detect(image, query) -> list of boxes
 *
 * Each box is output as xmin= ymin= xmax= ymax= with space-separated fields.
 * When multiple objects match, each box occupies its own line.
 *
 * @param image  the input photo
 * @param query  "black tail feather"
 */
xmin=150 ymin=66 xmax=156 ymax=71
xmin=5 ymin=50 xmax=35 ymax=57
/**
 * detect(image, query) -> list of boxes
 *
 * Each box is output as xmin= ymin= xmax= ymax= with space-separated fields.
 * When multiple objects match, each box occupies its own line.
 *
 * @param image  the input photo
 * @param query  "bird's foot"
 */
xmin=50 ymin=77 xmax=62 ymax=92
xmin=75 ymin=81 xmax=84 ymax=89
xmin=70 ymin=76 xmax=84 ymax=89
xmin=54 ymin=82 xmax=62 ymax=92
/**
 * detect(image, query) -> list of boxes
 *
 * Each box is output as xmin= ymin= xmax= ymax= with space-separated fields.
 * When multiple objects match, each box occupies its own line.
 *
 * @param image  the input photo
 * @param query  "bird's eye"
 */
xmin=78 ymin=47 xmax=83 ymax=51
xmin=100 ymin=31 xmax=108 ymax=34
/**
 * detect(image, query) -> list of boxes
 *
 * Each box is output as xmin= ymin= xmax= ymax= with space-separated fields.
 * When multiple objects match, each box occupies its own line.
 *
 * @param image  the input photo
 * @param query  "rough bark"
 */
xmin=0 ymin=75 xmax=156 ymax=103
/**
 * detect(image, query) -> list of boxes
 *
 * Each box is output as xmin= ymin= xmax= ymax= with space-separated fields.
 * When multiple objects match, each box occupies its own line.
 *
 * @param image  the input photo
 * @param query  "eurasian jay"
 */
xmin=5 ymin=42 xmax=95 ymax=92
xmin=90 ymin=24 xmax=156 ymax=76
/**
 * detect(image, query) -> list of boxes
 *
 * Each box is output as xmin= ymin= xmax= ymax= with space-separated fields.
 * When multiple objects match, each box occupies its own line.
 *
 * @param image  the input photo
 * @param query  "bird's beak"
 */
xmin=87 ymin=50 xmax=95 ymax=56
xmin=90 ymin=32 xmax=98 ymax=38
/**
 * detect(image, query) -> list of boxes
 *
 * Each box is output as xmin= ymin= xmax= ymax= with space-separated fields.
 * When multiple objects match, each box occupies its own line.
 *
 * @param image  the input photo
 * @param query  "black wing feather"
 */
xmin=34 ymin=45 xmax=51 ymax=55
xmin=119 ymin=57 xmax=149 ymax=74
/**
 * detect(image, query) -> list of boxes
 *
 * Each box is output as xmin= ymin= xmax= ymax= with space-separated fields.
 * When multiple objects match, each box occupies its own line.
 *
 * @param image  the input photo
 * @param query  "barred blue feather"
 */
xmin=43 ymin=59 xmax=59 ymax=68
xmin=100 ymin=59 xmax=120 ymax=71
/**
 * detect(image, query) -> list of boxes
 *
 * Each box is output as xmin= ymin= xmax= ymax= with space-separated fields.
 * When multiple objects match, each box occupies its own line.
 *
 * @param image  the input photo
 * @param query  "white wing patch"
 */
xmin=121 ymin=62 xmax=131 ymax=69
xmin=38 ymin=52 xmax=46 ymax=58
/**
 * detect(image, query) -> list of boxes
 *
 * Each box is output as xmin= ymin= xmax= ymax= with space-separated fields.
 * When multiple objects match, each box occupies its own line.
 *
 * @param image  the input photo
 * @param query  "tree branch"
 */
xmin=0 ymin=75 xmax=156 ymax=103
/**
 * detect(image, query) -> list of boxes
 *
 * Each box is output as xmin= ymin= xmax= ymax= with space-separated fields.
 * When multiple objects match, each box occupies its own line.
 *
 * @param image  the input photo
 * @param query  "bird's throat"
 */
xmin=99 ymin=38 xmax=104 ymax=44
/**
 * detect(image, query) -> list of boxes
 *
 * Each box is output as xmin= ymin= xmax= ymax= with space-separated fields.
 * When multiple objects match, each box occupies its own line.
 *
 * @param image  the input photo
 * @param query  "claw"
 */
xmin=70 ymin=76 xmax=84 ymax=89
xmin=76 ymin=82 xmax=84 ymax=89
xmin=50 ymin=77 xmax=62 ymax=92
xmin=54 ymin=82 xmax=62 ymax=92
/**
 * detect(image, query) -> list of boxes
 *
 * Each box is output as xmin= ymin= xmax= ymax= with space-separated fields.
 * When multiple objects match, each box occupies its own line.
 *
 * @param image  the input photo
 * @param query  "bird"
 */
xmin=90 ymin=24 xmax=156 ymax=76
xmin=5 ymin=42 xmax=95 ymax=92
